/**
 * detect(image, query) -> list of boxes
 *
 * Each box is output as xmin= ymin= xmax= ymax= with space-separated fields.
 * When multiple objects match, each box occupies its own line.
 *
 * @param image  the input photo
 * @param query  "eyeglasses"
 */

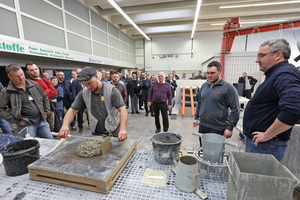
xmin=83 ymin=80 xmax=93 ymax=87
xmin=257 ymin=51 xmax=278 ymax=59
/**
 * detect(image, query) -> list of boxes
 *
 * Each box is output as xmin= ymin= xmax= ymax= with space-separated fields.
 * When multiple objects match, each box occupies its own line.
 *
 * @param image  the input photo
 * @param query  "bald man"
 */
xmin=238 ymin=71 xmax=257 ymax=99
xmin=148 ymin=72 xmax=172 ymax=133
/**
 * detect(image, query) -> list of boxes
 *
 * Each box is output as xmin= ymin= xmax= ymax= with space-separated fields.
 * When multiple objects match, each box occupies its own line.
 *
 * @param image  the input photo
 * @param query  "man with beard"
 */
xmin=124 ymin=72 xmax=131 ymax=109
xmin=58 ymin=67 xmax=127 ymax=141
xmin=128 ymin=72 xmax=142 ymax=114
xmin=57 ymin=71 xmax=76 ymax=130
xmin=72 ymin=68 xmax=84 ymax=133
xmin=193 ymin=61 xmax=240 ymax=146
xmin=141 ymin=72 xmax=152 ymax=116
xmin=26 ymin=62 xmax=57 ymax=131
xmin=111 ymin=71 xmax=127 ymax=105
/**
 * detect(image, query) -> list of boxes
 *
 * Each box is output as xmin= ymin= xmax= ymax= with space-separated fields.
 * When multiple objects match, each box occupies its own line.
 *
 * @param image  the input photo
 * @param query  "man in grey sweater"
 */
xmin=193 ymin=61 xmax=240 ymax=145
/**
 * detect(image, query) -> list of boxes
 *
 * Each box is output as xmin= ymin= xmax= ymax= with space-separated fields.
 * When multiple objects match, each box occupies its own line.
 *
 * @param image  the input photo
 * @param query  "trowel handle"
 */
xmin=51 ymin=132 xmax=59 ymax=137
xmin=173 ymin=157 xmax=180 ymax=166
xmin=192 ymin=132 xmax=203 ymax=137
xmin=224 ymin=140 xmax=238 ymax=147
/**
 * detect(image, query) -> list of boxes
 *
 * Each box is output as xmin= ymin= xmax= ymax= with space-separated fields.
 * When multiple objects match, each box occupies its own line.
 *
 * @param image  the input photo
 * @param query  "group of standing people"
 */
xmin=0 ymin=39 xmax=299 ymax=163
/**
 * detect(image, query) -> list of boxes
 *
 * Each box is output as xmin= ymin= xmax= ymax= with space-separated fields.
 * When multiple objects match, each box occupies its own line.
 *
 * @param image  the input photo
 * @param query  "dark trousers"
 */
xmin=243 ymin=89 xmax=252 ymax=99
xmin=138 ymin=95 xmax=143 ymax=108
xmin=126 ymin=96 xmax=129 ymax=107
xmin=150 ymin=102 xmax=154 ymax=115
xmin=198 ymin=125 xmax=224 ymax=147
xmin=77 ymin=109 xmax=83 ymax=129
xmin=142 ymin=97 xmax=149 ymax=113
xmin=64 ymin=100 xmax=75 ymax=127
xmin=153 ymin=102 xmax=169 ymax=131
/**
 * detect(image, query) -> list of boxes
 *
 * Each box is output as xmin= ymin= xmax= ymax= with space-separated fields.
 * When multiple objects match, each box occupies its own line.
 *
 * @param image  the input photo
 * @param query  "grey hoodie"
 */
xmin=194 ymin=78 xmax=240 ymax=131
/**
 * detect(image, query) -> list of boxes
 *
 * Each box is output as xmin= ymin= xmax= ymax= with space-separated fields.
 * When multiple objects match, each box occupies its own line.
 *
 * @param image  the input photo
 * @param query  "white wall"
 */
xmin=231 ymin=28 xmax=300 ymax=66
xmin=144 ymin=33 xmax=222 ymax=77
xmin=144 ymin=27 xmax=300 ymax=79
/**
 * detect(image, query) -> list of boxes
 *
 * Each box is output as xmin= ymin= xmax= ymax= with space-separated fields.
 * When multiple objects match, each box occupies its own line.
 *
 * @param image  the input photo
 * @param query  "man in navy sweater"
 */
xmin=148 ymin=72 xmax=172 ymax=133
xmin=243 ymin=38 xmax=300 ymax=161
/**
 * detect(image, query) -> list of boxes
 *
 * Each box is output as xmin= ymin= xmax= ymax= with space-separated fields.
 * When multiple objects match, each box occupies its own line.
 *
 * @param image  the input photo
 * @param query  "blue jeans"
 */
xmin=247 ymin=137 xmax=288 ymax=161
xmin=166 ymin=98 xmax=174 ymax=114
xmin=0 ymin=117 xmax=15 ymax=135
xmin=131 ymin=94 xmax=138 ymax=112
xmin=17 ymin=118 xmax=53 ymax=139
xmin=59 ymin=110 xmax=64 ymax=126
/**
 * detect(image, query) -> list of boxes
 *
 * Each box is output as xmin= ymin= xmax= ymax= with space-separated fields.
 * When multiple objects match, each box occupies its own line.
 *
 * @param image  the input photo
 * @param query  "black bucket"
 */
xmin=151 ymin=132 xmax=183 ymax=165
xmin=0 ymin=139 xmax=40 ymax=176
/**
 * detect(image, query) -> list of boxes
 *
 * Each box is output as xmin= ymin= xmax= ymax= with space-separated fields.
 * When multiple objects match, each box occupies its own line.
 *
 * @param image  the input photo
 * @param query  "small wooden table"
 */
xmin=28 ymin=138 xmax=137 ymax=193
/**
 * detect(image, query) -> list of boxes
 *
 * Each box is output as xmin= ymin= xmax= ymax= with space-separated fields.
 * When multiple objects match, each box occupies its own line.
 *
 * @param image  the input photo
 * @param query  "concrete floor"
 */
xmin=8 ymin=106 xmax=246 ymax=154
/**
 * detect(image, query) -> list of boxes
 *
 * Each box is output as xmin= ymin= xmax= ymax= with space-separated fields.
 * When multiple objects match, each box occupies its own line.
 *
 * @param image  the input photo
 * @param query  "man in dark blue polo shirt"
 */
xmin=243 ymin=38 xmax=300 ymax=161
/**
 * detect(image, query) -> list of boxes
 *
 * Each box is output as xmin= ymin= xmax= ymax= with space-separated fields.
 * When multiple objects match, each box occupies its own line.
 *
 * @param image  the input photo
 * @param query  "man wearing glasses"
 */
xmin=58 ymin=67 xmax=128 ymax=141
xmin=243 ymin=38 xmax=300 ymax=161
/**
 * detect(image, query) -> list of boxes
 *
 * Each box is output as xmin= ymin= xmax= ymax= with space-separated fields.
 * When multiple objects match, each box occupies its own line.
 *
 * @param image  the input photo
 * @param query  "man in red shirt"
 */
xmin=26 ymin=62 xmax=57 ymax=131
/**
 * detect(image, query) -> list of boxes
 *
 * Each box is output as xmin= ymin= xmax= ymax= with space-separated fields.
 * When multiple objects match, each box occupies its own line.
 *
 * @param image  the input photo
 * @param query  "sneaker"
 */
xmin=70 ymin=126 xmax=77 ymax=131
xmin=132 ymin=111 xmax=134 ymax=114
xmin=79 ymin=128 xmax=83 ymax=133
xmin=139 ymin=108 xmax=144 ymax=110
xmin=145 ymin=113 xmax=149 ymax=116
xmin=155 ymin=129 xmax=161 ymax=133
xmin=136 ymin=111 xmax=140 ymax=114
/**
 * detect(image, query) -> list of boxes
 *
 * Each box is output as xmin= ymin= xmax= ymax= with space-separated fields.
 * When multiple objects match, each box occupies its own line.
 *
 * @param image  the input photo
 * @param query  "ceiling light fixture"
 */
xmin=220 ymin=0 xmax=300 ymax=9
xmin=211 ymin=19 xmax=286 ymax=26
xmin=107 ymin=0 xmax=150 ymax=40
xmin=191 ymin=0 xmax=202 ymax=38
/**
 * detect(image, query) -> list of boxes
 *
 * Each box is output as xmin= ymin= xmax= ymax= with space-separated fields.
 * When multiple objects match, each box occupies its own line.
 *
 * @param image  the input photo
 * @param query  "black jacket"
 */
xmin=165 ymin=79 xmax=177 ymax=98
xmin=238 ymin=76 xmax=258 ymax=92
xmin=127 ymin=79 xmax=142 ymax=97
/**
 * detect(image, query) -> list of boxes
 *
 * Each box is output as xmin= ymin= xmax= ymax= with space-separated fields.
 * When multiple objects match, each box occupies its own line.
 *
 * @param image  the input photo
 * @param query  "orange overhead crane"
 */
xmin=220 ymin=17 xmax=300 ymax=78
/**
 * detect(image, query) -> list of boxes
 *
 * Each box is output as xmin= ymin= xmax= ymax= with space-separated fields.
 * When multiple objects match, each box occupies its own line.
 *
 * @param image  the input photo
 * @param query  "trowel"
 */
xmin=50 ymin=132 xmax=119 ymax=142
xmin=50 ymin=132 xmax=117 ymax=155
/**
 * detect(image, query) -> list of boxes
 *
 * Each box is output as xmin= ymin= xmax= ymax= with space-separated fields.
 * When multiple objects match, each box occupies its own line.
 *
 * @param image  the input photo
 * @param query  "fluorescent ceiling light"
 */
xmin=191 ymin=0 xmax=202 ymax=38
xmin=220 ymin=0 xmax=300 ymax=9
xmin=211 ymin=20 xmax=286 ymax=26
xmin=107 ymin=0 xmax=150 ymax=40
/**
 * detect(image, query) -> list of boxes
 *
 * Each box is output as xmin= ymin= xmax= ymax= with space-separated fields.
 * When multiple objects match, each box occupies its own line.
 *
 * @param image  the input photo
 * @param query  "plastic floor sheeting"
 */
xmin=0 ymin=139 xmax=228 ymax=200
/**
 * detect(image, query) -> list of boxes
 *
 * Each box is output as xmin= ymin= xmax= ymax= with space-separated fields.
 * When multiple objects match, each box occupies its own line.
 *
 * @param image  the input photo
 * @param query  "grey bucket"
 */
xmin=150 ymin=132 xmax=183 ymax=165
xmin=174 ymin=156 xmax=205 ymax=193
xmin=227 ymin=151 xmax=300 ymax=200
xmin=192 ymin=132 xmax=237 ymax=163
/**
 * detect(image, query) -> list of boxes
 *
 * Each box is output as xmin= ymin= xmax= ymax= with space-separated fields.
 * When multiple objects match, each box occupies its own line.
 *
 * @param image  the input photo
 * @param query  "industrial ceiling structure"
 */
xmin=82 ymin=0 xmax=300 ymax=39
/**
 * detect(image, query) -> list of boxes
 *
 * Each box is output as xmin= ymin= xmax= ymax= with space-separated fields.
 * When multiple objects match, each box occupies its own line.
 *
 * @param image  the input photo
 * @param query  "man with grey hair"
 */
xmin=148 ymin=72 xmax=172 ymax=133
xmin=0 ymin=64 xmax=53 ymax=139
xmin=238 ymin=71 xmax=257 ymax=99
xmin=243 ymin=38 xmax=300 ymax=161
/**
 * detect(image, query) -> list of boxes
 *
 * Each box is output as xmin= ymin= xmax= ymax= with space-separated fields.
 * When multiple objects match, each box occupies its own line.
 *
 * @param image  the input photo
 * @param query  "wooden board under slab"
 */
xmin=28 ymin=138 xmax=137 ymax=193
